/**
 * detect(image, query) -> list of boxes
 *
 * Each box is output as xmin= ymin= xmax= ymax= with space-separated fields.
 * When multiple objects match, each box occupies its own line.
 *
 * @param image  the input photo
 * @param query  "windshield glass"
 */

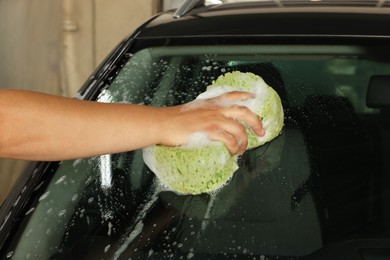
xmin=6 ymin=44 xmax=390 ymax=259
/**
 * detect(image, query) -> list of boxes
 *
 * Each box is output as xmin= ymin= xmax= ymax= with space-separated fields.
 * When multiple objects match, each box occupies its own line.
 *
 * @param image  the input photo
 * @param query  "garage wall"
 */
xmin=0 ymin=0 xmax=63 ymax=206
xmin=162 ymin=0 xmax=183 ymax=10
xmin=62 ymin=0 xmax=161 ymax=95
xmin=0 ymin=0 xmax=161 ymax=204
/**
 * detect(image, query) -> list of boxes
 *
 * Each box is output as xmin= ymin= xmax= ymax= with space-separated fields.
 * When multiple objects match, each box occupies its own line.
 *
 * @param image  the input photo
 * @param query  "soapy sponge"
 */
xmin=143 ymin=71 xmax=284 ymax=195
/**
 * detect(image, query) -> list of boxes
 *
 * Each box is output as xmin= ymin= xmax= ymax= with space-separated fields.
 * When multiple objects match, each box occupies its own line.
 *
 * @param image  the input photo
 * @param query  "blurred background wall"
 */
xmin=0 ymin=0 xmax=167 ymax=204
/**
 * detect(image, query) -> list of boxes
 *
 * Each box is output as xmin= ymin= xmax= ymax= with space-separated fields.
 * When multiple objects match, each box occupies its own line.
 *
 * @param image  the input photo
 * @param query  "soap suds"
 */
xmin=142 ymin=71 xmax=284 ymax=195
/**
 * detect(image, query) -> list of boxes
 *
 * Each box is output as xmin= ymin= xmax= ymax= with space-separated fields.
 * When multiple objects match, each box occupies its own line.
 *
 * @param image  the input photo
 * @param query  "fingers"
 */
xmin=211 ymin=91 xmax=256 ymax=103
xmin=207 ymin=91 xmax=265 ymax=136
xmin=207 ymin=118 xmax=249 ymax=155
xmin=221 ymin=105 xmax=265 ymax=137
xmin=202 ymin=92 xmax=265 ymax=155
xmin=205 ymin=105 xmax=264 ymax=155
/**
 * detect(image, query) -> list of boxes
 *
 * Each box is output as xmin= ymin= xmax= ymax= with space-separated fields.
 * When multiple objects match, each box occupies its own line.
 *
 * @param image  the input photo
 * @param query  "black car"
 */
xmin=1 ymin=0 xmax=390 ymax=259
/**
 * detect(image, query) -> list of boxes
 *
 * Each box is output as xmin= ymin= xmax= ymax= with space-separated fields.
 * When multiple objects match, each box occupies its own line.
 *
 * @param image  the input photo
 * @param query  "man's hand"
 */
xmin=158 ymin=91 xmax=265 ymax=155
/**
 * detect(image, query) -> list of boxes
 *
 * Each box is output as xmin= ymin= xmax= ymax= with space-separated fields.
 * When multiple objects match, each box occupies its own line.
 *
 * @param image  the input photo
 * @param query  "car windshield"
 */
xmin=5 ymin=44 xmax=390 ymax=259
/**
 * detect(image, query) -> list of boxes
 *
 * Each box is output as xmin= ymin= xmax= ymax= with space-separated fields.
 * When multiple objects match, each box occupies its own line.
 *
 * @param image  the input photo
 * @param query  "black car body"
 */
xmin=1 ymin=1 xmax=390 ymax=259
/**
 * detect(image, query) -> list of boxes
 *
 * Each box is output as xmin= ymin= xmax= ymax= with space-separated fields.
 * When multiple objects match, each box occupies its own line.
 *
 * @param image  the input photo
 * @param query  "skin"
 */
xmin=0 ymin=89 xmax=264 ymax=161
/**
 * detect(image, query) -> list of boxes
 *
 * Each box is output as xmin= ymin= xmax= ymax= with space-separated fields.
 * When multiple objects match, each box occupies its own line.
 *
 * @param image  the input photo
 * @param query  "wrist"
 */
xmin=153 ymin=106 xmax=181 ymax=146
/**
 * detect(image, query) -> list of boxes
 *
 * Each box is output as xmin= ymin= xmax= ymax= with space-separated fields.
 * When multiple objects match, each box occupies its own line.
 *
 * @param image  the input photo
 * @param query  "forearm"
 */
xmin=0 ymin=89 xmax=264 ymax=161
xmin=0 ymin=90 xmax=165 ymax=161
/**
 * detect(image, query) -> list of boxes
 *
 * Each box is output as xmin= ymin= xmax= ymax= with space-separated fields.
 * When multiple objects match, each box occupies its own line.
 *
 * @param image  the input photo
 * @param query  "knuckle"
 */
xmin=237 ymin=122 xmax=246 ymax=133
xmin=226 ymin=135 xmax=240 ymax=154
xmin=233 ymin=105 xmax=251 ymax=114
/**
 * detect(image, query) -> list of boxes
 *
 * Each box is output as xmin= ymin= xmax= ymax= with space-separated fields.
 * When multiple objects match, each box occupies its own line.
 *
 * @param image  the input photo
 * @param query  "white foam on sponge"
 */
xmin=183 ymin=131 xmax=214 ymax=148
xmin=142 ymin=71 xmax=284 ymax=195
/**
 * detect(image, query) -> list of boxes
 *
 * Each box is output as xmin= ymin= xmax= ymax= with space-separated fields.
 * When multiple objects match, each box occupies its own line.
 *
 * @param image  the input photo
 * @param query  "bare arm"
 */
xmin=0 ymin=89 xmax=264 ymax=161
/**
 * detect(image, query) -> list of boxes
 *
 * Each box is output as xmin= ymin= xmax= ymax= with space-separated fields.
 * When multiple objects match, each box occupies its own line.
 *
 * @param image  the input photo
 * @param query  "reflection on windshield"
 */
xmin=100 ymin=154 xmax=113 ymax=190
xmin=7 ymin=45 xmax=390 ymax=259
xmin=11 ymin=131 xmax=321 ymax=259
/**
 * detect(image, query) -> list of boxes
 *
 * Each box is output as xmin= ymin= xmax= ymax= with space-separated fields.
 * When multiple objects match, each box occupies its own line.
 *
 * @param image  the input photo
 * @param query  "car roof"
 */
xmin=137 ymin=1 xmax=390 ymax=39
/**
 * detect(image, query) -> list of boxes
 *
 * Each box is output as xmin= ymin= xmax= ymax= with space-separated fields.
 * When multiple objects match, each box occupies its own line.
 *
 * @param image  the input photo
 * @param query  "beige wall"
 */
xmin=0 ymin=0 xmax=160 ymax=204
xmin=0 ymin=0 xmax=63 ymax=205
xmin=62 ymin=0 xmax=161 ymax=95
xmin=0 ymin=0 xmax=63 ymax=94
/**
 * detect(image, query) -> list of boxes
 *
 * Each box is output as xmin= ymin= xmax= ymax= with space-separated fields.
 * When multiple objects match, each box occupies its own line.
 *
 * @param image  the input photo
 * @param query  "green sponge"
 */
xmin=143 ymin=71 xmax=284 ymax=195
